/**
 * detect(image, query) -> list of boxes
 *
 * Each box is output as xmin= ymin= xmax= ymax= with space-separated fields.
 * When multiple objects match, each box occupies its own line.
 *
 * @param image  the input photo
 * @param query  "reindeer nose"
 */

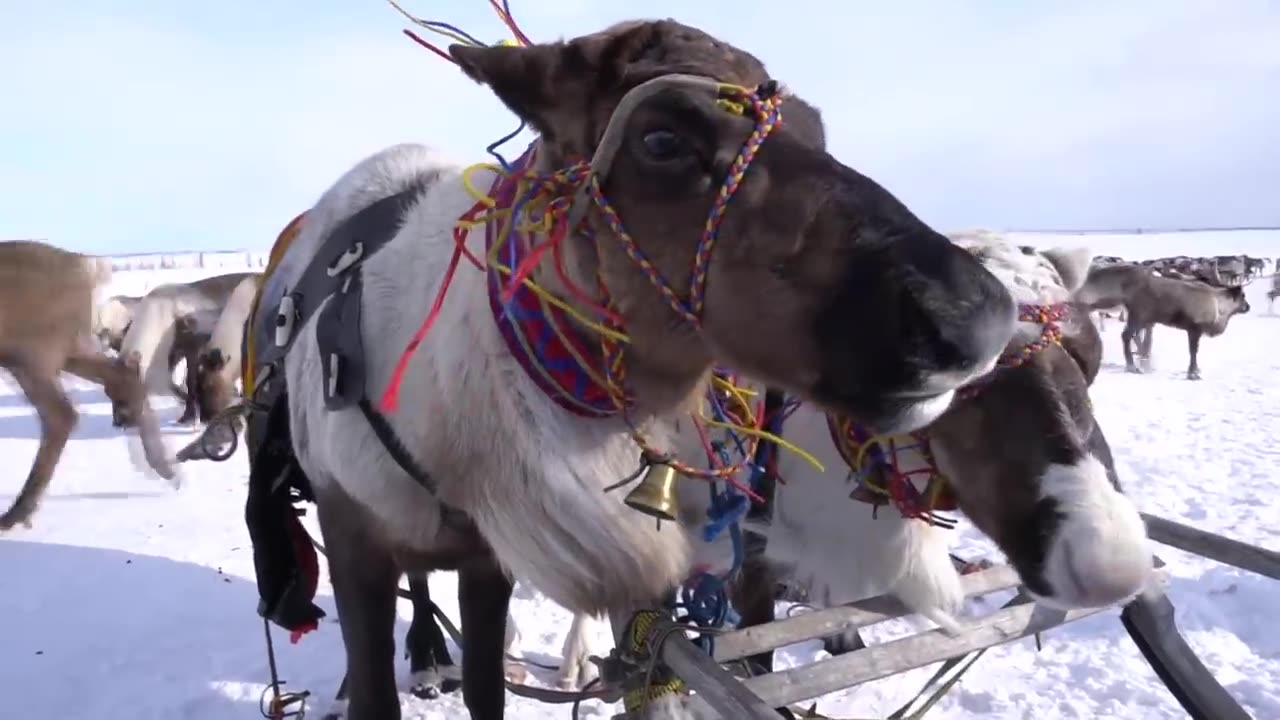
xmin=904 ymin=239 xmax=1017 ymax=377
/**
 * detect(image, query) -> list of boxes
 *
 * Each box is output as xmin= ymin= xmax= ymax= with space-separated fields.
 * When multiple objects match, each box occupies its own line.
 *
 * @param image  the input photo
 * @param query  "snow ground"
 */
xmin=1 ymin=231 xmax=1277 ymax=719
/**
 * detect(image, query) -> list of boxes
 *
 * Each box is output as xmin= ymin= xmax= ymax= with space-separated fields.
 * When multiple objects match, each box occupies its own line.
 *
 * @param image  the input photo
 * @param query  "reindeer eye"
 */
xmin=640 ymin=129 xmax=686 ymax=161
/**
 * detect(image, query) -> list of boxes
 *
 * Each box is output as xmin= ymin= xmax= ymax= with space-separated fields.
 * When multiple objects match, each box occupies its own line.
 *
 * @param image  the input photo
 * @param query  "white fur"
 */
xmin=96 ymin=296 xmax=136 ymax=339
xmin=282 ymin=143 xmax=691 ymax=619
xmin=320 ymin=697 xmax=348 ymax=720
xmin=746 ymin=405 xmax=965 ymax=634
xmin=948 ymin=231 xmax=1091 ymax=346
xmin=556 ymin=611 xmax=604 ymax=689
xmin=550 ymin=397 xmax=967 ymax=684
xmin=120 ymin=285 xmax=227 ymax=396
xmin=204 ymin=274 xmax=261 ymax=385
xmin=1034 ymin=457 xmax=1152 ymax=609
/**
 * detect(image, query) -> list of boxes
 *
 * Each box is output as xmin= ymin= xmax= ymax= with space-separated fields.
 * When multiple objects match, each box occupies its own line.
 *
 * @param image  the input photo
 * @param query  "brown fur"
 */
xmin=170 ymin=316 xmax=212 ymax=424
xmin=192 ymin=347 xmax=236 ymax=424
xmin=926 ymin=330 xmax=1098 ymax=589
xmin=0 ymin=240 xmax=176 ymax=531
xmin=737 ymin=303 xmax=1115 ymax=677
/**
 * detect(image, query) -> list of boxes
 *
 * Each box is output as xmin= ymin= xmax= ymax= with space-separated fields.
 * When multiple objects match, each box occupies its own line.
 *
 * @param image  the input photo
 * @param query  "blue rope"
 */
xmin=486 ymin=120 xmax=528 ymax=172
xmin=680 ymin=379 xmax=770 ymax=652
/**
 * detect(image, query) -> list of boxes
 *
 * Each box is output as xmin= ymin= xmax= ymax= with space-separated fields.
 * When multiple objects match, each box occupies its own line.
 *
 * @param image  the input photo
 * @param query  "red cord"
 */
xmin=380 ymin=200 xmax=489 ymax=413
xmin=403 ymin=29 xmax=457 ymax=64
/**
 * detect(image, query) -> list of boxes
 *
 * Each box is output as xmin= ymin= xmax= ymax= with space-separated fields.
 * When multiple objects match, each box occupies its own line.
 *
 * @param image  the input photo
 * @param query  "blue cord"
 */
xmin=494 ymin=173 xmax=542 ymax=321
xmin=486 ymin=120 xmax=528 ymax=172
xmin=422 ymin=20 xmax=488 ymax=47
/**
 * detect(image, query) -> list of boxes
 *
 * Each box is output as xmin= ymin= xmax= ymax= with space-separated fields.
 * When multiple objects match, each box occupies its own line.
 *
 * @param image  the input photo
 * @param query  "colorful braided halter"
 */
xmin=379 ymin=76 xmax=789 ymax=484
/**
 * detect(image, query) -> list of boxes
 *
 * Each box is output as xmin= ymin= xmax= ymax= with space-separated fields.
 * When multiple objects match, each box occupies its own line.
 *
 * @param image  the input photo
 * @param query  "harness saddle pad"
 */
xmin=251 ymin=184 xmax=427 ymax=405
xmin=241 ymin=184 xmax=431 ymax=634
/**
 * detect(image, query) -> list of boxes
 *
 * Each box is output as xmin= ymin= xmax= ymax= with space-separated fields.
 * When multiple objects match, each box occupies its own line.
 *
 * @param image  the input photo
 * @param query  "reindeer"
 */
xmin=169 ymin=310 xmax=220 ymax=424
xmin=1244 ymin=256 xmax=1267 ymax=280
xmin=111 ymin=272 xmax=259 ymax=426
xmin=188 ymin=274 xmax=263 ymax=424
xmin=227 ymin=19 xmax=1028 ymax=720
xmin=1075 ymin=263 xmax=1250 ymax=379
xmin=0 ymin=240 xmax=177 ymax=531
xmin=95 ymin=295 xmax=215 ymax=426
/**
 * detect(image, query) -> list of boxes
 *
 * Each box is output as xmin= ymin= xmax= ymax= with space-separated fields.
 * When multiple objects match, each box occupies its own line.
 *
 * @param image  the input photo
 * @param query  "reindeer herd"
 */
xmin=1076 ymin=252 xmax=1268 ymax=379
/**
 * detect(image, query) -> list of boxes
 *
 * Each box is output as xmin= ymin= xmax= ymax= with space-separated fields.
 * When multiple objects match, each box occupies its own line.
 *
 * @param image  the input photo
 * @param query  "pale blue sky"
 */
xmin=2 ymin=0 xmax=1277 ymax=254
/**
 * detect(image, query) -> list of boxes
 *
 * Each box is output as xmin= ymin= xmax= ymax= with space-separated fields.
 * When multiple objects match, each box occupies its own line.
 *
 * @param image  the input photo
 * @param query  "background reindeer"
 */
xmin=112 ymin=272 xmax=257 ymax=427
xmin=1075 ymin=262 xmax=1250 ymax=379
xmin=0 ymin=240 xmax=177 ymax=531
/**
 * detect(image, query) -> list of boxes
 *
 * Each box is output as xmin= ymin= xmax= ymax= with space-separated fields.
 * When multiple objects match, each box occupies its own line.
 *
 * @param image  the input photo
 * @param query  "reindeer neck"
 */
xmin=518 ymin=140 xmax=713 ymax=419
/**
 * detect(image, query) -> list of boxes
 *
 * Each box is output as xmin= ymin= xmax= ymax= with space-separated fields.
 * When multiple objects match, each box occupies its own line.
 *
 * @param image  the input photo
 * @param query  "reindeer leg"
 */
xmin=1186 ymin=329 xmax=1202 ymax=380
xmin=556 ymin=611 xmax=601 ymax=689
xmin=457 ymin=561 xmax=513 ymax=720
xmin=315 ymin=489 xmax=402 ymax=720
xmin=176 ymin=354 xmax=198 ymax=425
xmin=404 ymin=573 xmax=461 ymax=698
xmin=1120 ymin=321 xmax=1141 ymax=373
xmin=731 ymin=554 xmax=782 ymax=676
xmin=0 ymin=363 xmax=76 ymax=532
xmin=1137 ymin=325 xmax=1155 ymax=372
xmin=64 ymin=354 xmax=176 ymax=484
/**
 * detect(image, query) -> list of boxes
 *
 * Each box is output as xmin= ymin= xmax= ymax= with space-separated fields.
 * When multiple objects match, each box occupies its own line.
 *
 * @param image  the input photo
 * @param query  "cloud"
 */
xmin=1 ymin=0 xmax=1276 ymax=254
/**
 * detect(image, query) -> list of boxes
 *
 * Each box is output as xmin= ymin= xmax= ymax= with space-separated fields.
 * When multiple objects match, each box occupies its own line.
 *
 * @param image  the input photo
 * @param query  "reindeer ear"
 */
xmin=1043 ymin=246 xmax=1093 ymax=294
xmin=450 ymin=43 xmax=566 ymax=135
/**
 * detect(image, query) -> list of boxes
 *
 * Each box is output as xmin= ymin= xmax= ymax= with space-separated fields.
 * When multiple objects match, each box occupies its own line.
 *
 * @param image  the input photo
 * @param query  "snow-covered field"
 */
xmin=1 ymin=230 xmax=1277 ymax=719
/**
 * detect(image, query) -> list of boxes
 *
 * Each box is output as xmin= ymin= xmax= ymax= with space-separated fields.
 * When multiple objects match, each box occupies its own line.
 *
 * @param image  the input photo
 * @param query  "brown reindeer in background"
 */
xmin=0 ymin=240 xmax=177 ymax=531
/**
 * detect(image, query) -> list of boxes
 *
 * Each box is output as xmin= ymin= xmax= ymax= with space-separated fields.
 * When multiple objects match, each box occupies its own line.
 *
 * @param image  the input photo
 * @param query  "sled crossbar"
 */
xmin=611 ymin=566 xmax=1168 ymax=719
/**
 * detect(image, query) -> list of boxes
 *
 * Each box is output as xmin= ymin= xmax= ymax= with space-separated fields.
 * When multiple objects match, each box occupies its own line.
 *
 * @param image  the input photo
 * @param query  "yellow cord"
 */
xmin=700 ymin=377 xmax=824 ymax=473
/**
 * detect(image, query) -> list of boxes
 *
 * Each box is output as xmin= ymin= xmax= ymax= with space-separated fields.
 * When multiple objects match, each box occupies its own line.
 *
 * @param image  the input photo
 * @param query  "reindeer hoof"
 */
xmin=0 ymin=508 xmax=33 ymax=532
xmin=408 ymin=668 xmax=460 ymax=698
xmin=410 ymin=683 xmax=439 ymax=700
xmin=1187 ymin=371 xmax=1201 ymax=381
xmin=1125 ymin=366 xmax=1143 ymax=374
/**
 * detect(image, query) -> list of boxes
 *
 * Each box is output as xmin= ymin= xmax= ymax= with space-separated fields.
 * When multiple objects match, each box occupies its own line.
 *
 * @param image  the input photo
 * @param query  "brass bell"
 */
xmin=624 ymin=462 xmax=681 ymax=522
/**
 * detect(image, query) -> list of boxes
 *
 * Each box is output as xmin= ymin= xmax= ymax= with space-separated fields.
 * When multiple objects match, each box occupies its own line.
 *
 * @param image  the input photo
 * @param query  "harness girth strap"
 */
xmin=357 ymin=397 xmax=435 ymax=492
xmin=356 ymin=397 xmax=472 ymax=529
